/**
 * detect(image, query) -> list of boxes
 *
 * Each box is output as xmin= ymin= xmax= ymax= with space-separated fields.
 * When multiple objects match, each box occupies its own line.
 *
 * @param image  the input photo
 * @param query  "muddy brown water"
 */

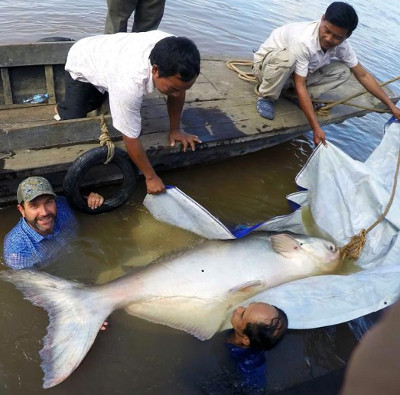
xmin=0 ymin=0 xmax=399 ymax=393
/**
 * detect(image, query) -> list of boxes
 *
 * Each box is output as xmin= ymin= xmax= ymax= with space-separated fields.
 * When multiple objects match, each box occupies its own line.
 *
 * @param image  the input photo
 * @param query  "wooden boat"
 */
xmin=0 ymin=40 xmax=398 ymax=206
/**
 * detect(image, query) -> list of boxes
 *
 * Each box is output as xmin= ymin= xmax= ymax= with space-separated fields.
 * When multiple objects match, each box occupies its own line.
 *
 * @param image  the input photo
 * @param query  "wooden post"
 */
xmin=44 ymin=65 xmax=56 ymax=104
xmin=1 ymin=67 xmax=13 ymax=105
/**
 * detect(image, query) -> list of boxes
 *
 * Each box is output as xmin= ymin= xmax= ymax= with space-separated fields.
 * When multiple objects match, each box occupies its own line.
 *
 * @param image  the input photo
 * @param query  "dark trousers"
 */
xmin=104 ymin=0 xmax=166 ymax=34
xmin=57 ymin=72 xmax=108 ymax=119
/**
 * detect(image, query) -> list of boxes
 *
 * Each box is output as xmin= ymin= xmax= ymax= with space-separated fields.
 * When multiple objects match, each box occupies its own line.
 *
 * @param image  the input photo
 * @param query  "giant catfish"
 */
xmin=0 ymin=232 xmax=340 ymax=388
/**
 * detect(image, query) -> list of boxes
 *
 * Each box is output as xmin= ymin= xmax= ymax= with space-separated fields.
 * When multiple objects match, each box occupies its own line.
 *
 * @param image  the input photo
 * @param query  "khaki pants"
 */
xmin=253 ymin=48 xmax=351 ymax=100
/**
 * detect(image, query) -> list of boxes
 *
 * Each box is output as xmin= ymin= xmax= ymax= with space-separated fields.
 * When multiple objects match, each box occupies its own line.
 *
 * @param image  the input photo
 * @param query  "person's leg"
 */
xmin=57 ymin=72 xmax=108 ymax=119
xmin=253 ymin=48 xmax=296 ymax=119
xmin=132 ymin=0 xmax=166 ymax=32
xmin=104 ymin=0 xmax=138 ymax=34
xmin=253 ymin=48 xmax=296 ymax=100
xmin=306 ymin=60 xmax=351 ymax=99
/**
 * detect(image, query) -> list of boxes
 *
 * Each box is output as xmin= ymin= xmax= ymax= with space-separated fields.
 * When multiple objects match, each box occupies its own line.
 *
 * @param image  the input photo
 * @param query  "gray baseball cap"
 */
xmin=17 ymin=176 xmax=56 ymax=204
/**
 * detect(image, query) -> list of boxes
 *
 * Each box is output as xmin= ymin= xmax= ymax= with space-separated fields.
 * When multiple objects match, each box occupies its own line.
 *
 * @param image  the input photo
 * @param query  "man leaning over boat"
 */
xmin=253 ymin=1 xmax=400 ymax=146
xmin=54 ymin=31 xmax=201 ymax=194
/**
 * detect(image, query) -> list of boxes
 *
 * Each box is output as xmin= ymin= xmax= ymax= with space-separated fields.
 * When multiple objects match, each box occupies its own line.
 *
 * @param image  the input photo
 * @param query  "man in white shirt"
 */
xmin=56 ymin=31 xmax=201 ymax=194
xmin=253 ymin=2 xmax=400 ymax=146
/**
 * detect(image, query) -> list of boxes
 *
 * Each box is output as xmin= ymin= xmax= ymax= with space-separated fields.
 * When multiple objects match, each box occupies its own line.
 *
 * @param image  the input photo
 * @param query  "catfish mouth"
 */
xmin=319 ymin=251 xmax=341 ymax=273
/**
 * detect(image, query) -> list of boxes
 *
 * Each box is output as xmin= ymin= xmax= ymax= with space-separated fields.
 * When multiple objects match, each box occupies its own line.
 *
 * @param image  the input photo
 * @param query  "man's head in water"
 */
xmin=230 ymin=302 xmax=288 ymax=350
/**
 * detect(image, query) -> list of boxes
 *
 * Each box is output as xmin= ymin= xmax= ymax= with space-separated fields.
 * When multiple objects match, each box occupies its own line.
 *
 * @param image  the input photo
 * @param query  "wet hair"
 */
xmin=243 ymin=306 xmax=288 ymax=350
xmin=149 ymin=36 xmax=200 ymax=82
xmin=325 ymin=2 xmax=358 ymax=37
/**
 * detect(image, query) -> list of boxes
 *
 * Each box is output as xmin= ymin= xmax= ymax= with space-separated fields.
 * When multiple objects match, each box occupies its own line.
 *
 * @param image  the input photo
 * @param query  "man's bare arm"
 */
xmin=167 ymin=91 xmax=201 ymax=152
xmin=122 ymin=135 xmax=165 ymax=194
xmin=351 ymin=63 xmax=400 ymax=120
xmin=294 ymin=73 xmax=327 ymax=146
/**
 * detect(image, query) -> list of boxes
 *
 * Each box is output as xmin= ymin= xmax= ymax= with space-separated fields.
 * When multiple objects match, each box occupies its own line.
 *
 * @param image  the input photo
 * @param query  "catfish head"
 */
xmin=269 ymin=233 xmax=340 ymax=274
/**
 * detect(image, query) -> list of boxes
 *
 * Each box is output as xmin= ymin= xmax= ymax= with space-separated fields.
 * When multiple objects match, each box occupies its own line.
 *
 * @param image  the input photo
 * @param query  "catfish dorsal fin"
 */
xmin=269 ymin=234 xmax=301 ymax=258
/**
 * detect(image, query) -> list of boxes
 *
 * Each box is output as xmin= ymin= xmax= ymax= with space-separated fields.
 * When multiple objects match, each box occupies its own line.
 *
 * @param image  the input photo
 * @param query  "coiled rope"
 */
xmin=99 ymin=114 xmax=115 ymax=164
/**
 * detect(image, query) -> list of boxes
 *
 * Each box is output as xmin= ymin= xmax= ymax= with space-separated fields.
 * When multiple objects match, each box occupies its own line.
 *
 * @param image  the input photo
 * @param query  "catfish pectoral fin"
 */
xmin=124 ymin=296 xmax=229 ymax=341
xmin=228 ymin=280 xmax=266 ymax=294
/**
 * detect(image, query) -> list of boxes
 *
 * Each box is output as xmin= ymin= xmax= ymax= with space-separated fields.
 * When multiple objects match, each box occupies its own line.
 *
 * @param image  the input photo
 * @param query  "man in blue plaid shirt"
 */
xmin=3 ymin=177 xmax=103 ymax=270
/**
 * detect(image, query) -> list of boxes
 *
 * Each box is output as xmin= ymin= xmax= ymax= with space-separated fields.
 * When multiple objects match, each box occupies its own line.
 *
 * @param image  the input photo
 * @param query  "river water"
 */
xmin=0 ymin=0 xmax=399 ymax=394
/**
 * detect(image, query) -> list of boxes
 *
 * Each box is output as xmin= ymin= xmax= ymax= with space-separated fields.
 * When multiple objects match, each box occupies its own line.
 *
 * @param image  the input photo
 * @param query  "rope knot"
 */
xmin=99 ymin=114 xmax=115 ymax=164
xmin=339 ymin=229 xmax=367 ymax=262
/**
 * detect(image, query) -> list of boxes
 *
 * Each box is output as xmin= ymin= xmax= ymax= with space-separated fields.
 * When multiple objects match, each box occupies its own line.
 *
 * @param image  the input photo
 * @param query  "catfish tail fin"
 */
xmin=0 ymin=270 xmax=113 ymax=388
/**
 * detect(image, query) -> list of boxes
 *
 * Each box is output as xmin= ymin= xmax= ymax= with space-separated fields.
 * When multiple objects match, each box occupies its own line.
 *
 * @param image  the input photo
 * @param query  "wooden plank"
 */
xmin=0 ymin=42 xmax=73 ymax=67
xmin=44 ymin=65 xmax=57 ymax=104
xmin=1 ymin=67 xmax=13 ymax=105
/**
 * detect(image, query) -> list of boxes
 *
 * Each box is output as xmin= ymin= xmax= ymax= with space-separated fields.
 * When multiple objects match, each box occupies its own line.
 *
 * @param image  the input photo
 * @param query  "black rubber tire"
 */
xmin=63 ymin=146 xmax=138 ymax=214
xmin=37 ymin=37 xmax=75 ymax=42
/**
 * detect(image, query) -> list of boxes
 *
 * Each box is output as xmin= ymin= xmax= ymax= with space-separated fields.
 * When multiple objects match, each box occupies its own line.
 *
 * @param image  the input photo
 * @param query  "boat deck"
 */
xmin=0 ymin=42 xmax=398 ymax=205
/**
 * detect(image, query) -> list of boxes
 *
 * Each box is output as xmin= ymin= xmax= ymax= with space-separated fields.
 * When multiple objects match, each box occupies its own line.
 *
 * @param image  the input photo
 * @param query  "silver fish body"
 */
xmin=0 ymin=232 xmax=339 ymax=388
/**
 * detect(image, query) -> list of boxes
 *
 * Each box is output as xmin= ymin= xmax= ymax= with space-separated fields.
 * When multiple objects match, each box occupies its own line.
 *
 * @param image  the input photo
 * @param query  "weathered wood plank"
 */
xmin=44 ymin=65 xmax=57 ymax=104
xmin=1 ymin=68 xmax=13 ymax=105
xmin=0 ymin=42 xmax=73 ymax=67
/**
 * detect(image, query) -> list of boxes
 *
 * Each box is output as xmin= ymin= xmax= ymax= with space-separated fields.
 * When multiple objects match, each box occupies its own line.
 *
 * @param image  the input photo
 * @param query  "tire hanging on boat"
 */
xmin=63 ymin=146 xmax=138 ymax=214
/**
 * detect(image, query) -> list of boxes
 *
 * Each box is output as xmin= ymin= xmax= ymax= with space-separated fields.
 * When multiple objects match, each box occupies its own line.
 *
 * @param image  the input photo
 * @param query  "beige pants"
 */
xmin=253 ymin=48 xmax=351 ymax=100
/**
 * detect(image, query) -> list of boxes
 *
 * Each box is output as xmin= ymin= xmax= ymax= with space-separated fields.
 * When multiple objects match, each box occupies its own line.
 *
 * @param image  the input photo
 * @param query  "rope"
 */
xmin=339 ymin=141 xmax=400 ymax=262
xmin=315 ymin=75 xmax=400 ymax=116
xmin=226 ymin=60 xmax=400 ymax=115
xmin=99 ymin=114 xmax=115 ymax=164
xmin=226 ymin=60 xmax=257 ymax=83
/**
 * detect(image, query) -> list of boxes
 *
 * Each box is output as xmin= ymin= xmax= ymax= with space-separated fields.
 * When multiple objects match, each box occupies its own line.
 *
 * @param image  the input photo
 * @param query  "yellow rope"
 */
xmin=226 ymin=60 xmax=400 ymax=116
xmin=315 ymin=75 xmax=400 ymax=116
xmin=339 ymin=141 xmax=400 ymax=261
xmin=99 ymin=114 xmax=115 ymax=164
xmin=226 ymin=60 xmax=257 ymax=83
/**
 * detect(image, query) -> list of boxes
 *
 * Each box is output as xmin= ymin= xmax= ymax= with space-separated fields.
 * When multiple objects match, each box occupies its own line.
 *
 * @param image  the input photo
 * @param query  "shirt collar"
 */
xmin=314 ymin=21 xmax=323 ymax=53
xmin=20 ymin=216 xmax=61 ymax=242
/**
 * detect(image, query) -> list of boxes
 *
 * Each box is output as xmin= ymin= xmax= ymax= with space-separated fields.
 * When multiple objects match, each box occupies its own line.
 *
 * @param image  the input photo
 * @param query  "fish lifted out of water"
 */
xmin=0 ymin=233 xmax=339 ymax=388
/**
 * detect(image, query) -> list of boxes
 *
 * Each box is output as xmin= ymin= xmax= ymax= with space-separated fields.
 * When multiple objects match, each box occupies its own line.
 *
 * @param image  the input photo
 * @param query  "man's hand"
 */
xmin=391 ymin=106 xmax=400 ymax=121
xmin=313 ymin=127 xmax=327 ymax=146
xmin=146 ymin=174 xmax=166 ymax=194
xmin=86 ymin=192 xmax=104 ymax=209
xmin=169 ymin=129 xmax=201 ymax=152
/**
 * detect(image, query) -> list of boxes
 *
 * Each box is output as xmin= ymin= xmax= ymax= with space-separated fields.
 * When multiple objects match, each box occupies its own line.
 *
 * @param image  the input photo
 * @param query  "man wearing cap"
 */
xmin=3 ymin=176 xmax=103 ymax=270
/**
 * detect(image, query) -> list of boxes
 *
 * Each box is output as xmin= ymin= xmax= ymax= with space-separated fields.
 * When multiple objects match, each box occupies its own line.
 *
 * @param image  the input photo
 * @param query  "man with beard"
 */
xmin=3 ymin=176 xmax=104 ymax=270
xmin=253 ymin=2 xmax=400 ymax=146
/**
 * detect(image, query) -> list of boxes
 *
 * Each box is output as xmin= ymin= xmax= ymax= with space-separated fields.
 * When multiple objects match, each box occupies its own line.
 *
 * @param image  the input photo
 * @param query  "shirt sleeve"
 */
xmin=3 ymin=234 xmax=41 ymax=270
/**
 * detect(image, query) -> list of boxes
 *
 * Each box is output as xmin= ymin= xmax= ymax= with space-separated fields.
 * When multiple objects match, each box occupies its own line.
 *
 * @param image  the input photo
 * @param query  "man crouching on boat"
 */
xmin=55 ymin=32 xmax=201 ymax=194
xmin=253 ymin=1 xmax=400 ymax=146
